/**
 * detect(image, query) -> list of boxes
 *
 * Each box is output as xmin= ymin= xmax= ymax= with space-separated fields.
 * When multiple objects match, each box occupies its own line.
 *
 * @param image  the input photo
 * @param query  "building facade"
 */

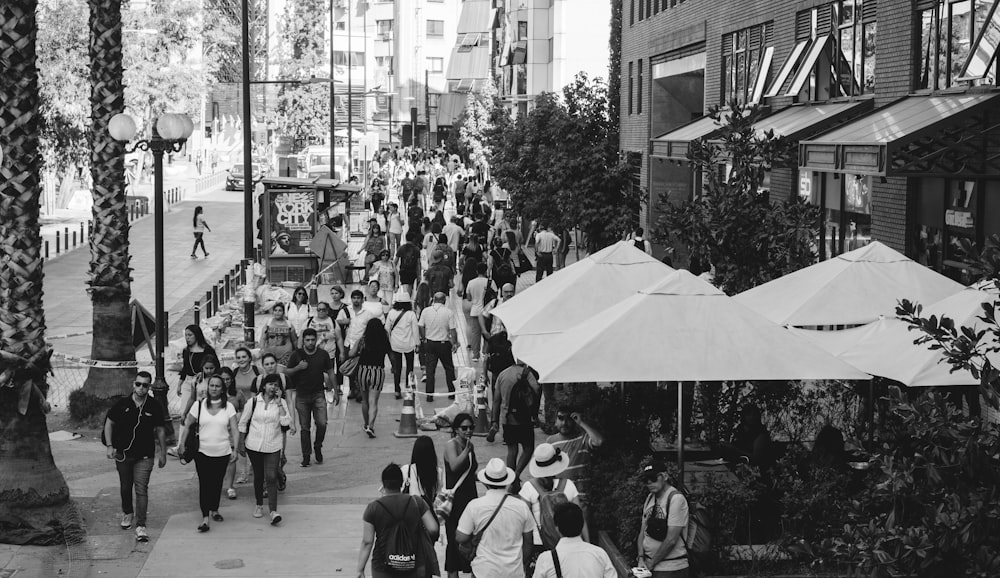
xmin=623 ymin=0 xmax=1000 ymax=281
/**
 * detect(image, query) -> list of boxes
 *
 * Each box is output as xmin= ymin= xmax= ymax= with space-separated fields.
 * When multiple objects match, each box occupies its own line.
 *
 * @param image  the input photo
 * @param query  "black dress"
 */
xmin=444 ymin=438 xmax=478 ymax=572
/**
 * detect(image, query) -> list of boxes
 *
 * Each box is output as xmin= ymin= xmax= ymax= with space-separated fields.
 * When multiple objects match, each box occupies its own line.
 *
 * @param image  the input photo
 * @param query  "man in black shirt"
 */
xmin=469 ymin=213 xmax=491 ymax=246
xmin=103 ymin=371 xmax=167 ymax=542
xmin=285 ymin=328 xmax=337 ymax=467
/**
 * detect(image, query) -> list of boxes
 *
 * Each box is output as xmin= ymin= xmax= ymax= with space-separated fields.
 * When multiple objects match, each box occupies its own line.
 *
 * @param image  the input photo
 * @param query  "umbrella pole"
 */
xmin=868 ymin=378 xmax=875 ymax=445
xmin=677 ymin=382 xmax=685 ymax=488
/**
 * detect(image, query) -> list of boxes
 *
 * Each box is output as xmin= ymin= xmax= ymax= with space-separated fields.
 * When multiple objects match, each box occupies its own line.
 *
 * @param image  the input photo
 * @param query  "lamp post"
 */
xmin=108 ymin=112 xmax=194 ymax=398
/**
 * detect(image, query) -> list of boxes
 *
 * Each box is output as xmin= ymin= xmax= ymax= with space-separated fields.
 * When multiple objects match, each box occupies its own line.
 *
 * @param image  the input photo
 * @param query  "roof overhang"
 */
xmin=649 ymin=116 xmax=725 ymax=161
xmin=799 ymin=93 xmax=1000 ymax=177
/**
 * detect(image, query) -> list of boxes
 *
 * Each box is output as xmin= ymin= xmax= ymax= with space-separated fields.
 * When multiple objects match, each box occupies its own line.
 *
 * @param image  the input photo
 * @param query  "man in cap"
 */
xmin=456 ymin=457 xmax=535 ymax=577
xmin=418 ymin=292 xmax=458 ymax=402
xmin=638 ymin=462 xmax=690 ymax=577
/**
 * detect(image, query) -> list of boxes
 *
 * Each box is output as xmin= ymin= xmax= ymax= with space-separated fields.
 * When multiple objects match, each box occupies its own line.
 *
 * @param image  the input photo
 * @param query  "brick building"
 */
xmin=622 ymin=0 xmax=1000 ymax=281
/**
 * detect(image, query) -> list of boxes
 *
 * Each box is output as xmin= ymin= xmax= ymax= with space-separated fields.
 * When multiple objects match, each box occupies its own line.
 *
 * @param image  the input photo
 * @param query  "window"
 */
xmin=427 ymin=19 xmax=444 ymax=37
xmin=335 ymin=21 xmax=346 ymax=31
xmin=334 ymin=51 xmax=365 ymax=66
xmin=628 ymin=61 xmax=634 ymax=114
xmin=516 ymin=64 xmax=527 ymax=95
xmin=376 ymin=56 xmax=394 ymax=74
xmin=427 ymin=57 xmax=443 ymax=73
xmin=630 ymin=0 xmax=635 ymax=25
xmin=457 ymin=33 xmax=481 ymax=52
xmin=637 ymin=59 xmax=644 ymax=114
xmin=833 ymin=0 xmax=877 ymax=95
xmin=722 ymin=23 xmax=774 ymax=105
xmin=918 ymin=0 xmax=1000 ymax=90
xmin=377 ymin=20 xmax=393 ymax=36
xmin=518 ymin=21 xmax=528 ymax=40
xmin=638 ymin=0 xmax=645 ymax=21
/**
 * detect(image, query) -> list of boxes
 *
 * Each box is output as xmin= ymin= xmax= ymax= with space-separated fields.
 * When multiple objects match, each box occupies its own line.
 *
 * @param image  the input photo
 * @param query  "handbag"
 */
xmin=434 ymin=444 xmax=472 ymax=518
xmin=180 ymin=400 xmax=202 ymax=464
xmin=459 ymin=494 xmax=508 ymax=562
xmin=515 ymin=249 xmax=534 ymax=274
xmin=340 ymin=336 xmax=364 ymax=378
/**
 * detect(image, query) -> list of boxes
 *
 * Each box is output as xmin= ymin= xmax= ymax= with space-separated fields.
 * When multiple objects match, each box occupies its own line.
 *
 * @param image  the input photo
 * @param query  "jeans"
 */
xmin=424 ymin=340 xmax=456 ymax=396
xmin=295 ymin=391 xmax=327 ymax=459
xmin=194 ymin=453 xmax=230 ymax=516
xmin=536 ymin=252 xmax=554 ymax=281
xmin=467 ymin=314 xmax=483 ymax=359
xmin=246 ymin=449 xmax=279 ymax=512
xmin=116 ymin=456 xmax=154 ymax=526
xmin=388 ymin=350 xmax=415 ymax=392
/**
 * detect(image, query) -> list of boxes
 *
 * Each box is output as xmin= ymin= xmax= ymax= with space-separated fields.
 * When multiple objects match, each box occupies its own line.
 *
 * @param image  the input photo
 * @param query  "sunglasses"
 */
xmin=457 ymin=425 xmax=474 ymax=431
xmin=317 ymin=308 xmax=329 ymax=312
xmin=134 ymin=381 xmax=151 ymax=388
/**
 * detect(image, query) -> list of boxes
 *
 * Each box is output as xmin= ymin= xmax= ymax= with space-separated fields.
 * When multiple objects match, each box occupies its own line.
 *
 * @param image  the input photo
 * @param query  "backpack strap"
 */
xmin=476 ymin=494 xmax=508 ymax=540
xmin=552 ymin=547 xmax=564 ymax=578
xmin=662 ymin=490 xmax=690 ymax=561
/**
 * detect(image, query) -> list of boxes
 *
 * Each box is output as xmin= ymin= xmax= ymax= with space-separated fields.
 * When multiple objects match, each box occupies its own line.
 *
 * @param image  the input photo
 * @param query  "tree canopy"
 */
xmin=489 ymin=73 xmax=641 ymax=252
xmin=269 ymin=0 xmax=331 ymax=145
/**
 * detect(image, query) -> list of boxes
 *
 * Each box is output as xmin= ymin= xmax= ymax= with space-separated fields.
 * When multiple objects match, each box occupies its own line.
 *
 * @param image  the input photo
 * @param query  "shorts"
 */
xmin=503 ymin=423 xmax=534 ymax=447
xmin=400 ymin=271 xmax=417 ymax=286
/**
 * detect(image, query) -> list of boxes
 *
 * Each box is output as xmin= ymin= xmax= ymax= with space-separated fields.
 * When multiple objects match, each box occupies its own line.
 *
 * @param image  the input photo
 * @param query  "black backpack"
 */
xmin=493 ymin=249 xmax=514 ymax=280
xmin=634 ymin=239 xmax=645 ymax=251
xmin=506 ymin=365 xmax=536 ymax=424
xmin=377 ymin=497 xmax=418 ymax=573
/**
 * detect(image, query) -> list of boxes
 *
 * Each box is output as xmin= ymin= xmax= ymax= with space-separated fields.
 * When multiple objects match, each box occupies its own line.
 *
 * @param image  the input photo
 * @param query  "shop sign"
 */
xmin=945 ymin=209 xmax=974 ymax=229
xmin=799 ymin=173 xmax=812 ymax=201
xmin=268 ymin=189 xmax=315 ymax=255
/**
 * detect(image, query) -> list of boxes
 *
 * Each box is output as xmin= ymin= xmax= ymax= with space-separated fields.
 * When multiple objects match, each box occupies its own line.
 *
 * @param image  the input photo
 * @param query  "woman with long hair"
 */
xmin=219 ymin=366 xmax=248 ymax=498
xmin=170 ymin=349 xmax=218 ymax=457
xmin=238 ymin=373 xmax=290 ymax=525
xmin=191 ymin=206 xmax=211 ymax=259
xmin=405 ymin=435 xmax=441 ymax=510
xmin=413 ymin=281 xmax=432 ymax=382
xmin=181 ymin=374 xmax=237 ymax=532
xmin=443 ymin=413 xmax=477 ymax=578
xmin=351 ymin=318 xmax=390 ymax=438
xmin=261 ymin=302 xmax=297 ymax=366
xmin=386 ymin=293 xmax=420 ymax=400
xmin=285 ymin=286 xmax=312 ymax=347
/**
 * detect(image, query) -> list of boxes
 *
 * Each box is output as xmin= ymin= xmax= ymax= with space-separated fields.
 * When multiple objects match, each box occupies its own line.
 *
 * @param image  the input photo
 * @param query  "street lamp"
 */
xmin=108 ymin=112 xmax=194 ymax=402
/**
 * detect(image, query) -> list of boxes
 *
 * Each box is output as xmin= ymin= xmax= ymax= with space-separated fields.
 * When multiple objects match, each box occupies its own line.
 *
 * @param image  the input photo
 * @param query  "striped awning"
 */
xmin=437 ymin=93 xmax=468 ymax=126
xmin=446 ymin=45 xmax=491 ymax=80
xmin=457 ymin=0 xmax=498 ymax=33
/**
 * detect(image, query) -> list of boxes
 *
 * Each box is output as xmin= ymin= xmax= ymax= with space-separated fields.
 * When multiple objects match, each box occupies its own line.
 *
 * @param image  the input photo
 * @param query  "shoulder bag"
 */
xmin=339 ymin=336 xmax=364 ymax=378
xmin=434 ymin=441 xmax=471 ymax=518
xmin=180 ymin=400 xmax=202 ymax=464
xmin=458 ymin=494 xmax=508 ymax=562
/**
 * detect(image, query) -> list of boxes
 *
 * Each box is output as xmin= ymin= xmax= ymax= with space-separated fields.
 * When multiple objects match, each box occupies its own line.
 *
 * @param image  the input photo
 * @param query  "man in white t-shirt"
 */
xmin=456 ymin=458 xmax=535 ymax=578
xmin=638 ymin=463 xmax=689 ymax=577
xmin=464 ymin=262 xmax=490 ymax=362
xmin=533 ymin=502 xmax=616 ymax=578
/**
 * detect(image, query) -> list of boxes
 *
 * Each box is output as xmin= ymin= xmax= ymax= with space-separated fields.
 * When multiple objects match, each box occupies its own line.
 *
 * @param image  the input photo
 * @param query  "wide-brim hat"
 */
xmin=529 ymin=443 xmax=569 ymax=478
xmin=394 ymin=291 xmax=412 ymax=304
xmin=477 ymin=457 xmax=517 ymax=487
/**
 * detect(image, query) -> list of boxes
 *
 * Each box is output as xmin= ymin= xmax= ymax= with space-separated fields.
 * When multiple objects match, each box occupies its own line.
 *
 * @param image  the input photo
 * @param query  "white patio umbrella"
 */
xmin=491 ymin=241 xmax=674 ymax=355
xmin=517 ymin=270 xmax=869 ymax=473
xmin=831 ymin=287 xmax=999 ymax=387
xmin=520 ymin=270 xmax=870 ymax=383
xmin=734 ymin=241 xmax=965 ymax=326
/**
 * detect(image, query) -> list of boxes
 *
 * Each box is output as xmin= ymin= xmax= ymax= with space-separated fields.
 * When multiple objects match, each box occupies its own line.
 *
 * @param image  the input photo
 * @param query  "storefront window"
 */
xmin=916 ymin=0 xmax=998 ymax=90
xmin=721 ymin=22 xmax=772 ymax=105
xmin=914 ymin=225 xmax=944 ymax=270
xmin=808 ymin=173 xmax=872 ymax=259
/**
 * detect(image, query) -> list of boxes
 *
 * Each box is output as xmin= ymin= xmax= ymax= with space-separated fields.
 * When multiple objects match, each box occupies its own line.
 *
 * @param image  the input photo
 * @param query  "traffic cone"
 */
xmin=393 ymin=381 xmax=419 ymax=438
xmin=472 ymin=375 xmax=491 ymax=437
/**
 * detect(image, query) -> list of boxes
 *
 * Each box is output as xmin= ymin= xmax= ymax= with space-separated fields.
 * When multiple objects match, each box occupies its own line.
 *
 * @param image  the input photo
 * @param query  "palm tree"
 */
xmin=81 ymin=0 xmax=136 ymax=401
xmin=0 ymin=0 xmax=74 ymax=539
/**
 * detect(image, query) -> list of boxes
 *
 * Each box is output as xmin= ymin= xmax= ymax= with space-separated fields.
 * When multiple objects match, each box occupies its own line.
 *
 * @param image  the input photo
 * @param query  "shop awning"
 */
xmin=457 ymin=1 xmax=497 ymax=33
xmin=437 ymin=93 xmax=468 ymax=127
xmin=799 ymin=94 xmax=1000 ymax=177
xmin=649 ymin=116 xmax=725 ymax=161
xmin=742 ymin=100 xmax=873 ymax=142
xmin=446 ymin=44 xmax=491 ymax=80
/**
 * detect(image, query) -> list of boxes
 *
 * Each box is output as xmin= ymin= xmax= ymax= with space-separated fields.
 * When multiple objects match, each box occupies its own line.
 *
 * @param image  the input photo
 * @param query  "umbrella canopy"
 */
xmin=830 ymin=288 xmax=999 ymax=387
xmin=493 ymin=241 xmax=674 ymax=341
xmin=734 ymin=241 xmax=964 ymax=326
xmin=519 ymin=270 xmax=870 ymax=383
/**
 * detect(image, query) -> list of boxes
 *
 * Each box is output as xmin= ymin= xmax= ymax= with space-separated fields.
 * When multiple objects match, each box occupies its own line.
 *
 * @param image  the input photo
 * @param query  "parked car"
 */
xmin=225 ymin=163 xmax=265 ymax=191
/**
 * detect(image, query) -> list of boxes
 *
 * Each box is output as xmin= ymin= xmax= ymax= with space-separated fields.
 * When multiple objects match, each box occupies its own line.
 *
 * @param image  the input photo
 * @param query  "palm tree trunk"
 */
xmin=81 ymin=0 xmax=136 ymax=400
xmin=0 ymin=0 xmax=77 ymax=544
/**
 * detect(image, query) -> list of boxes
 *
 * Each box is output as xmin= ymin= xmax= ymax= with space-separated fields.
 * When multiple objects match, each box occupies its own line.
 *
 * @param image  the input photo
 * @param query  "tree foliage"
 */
xmin=123 ymin=0 xmax=205 ymax=135
xmin=37 ymin=0 xmax=90 ymax=181
xmin=458 ymin=80 xmax=501 ymax=175
xmin=269 ymin=0 xmax=331 ymax=145
xmin=203 ymin=0 xmax=268 ymax=84
xmin=489 ymin=73 xmax=641 ymax=252
xmin=607 ymin=0 xmax=622 ymax=152
xmin=653 ymin=101 xmax=819 ymax=295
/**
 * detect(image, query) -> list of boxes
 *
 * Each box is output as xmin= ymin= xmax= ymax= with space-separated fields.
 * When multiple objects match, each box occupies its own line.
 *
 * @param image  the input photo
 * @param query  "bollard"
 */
xmin=45 ymin=240 xmax=49 ymax=260
xmin=80 ymin=222 xmax=84 ymax=240
xmin=212 ymin=284 xmax=220 ymax=317
xmin=64 ymin=227 xmax=69 ymax=245
xmin=56 ymin=231 xmax=61 ymax=254
xmin=241 ymin=259 xmax=249 ymax=285
xmin=72 ymin=230 xmax=77 ymax=248
xmin=205 ymin=290 xmax=212 ymax=319
xmin=193 ymin=300 xmax=200 ymax=326
xmin=224 ymin=274 xmax=231 ymax=303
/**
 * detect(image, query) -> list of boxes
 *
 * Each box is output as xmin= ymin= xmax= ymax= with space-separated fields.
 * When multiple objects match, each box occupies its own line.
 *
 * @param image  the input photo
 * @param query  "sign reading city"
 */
xmin=268 ymin=190 xmax=315 ymax=255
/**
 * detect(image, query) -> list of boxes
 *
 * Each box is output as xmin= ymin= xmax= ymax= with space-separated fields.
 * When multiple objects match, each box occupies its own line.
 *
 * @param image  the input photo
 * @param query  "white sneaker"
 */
xmin=270 ymin=511 xmax=282 ymax=525
xmin=120 ymin=513 xmax=133 ymax=529
xmin=253 ymin=505 xmax=264 ymax=518
xmin=135 ymin=526 xmax=149 ymax=542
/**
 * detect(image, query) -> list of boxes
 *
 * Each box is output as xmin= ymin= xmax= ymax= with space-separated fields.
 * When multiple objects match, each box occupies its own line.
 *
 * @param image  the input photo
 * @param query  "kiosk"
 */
xmin=259 ymin=176 xmax=363 ymax=284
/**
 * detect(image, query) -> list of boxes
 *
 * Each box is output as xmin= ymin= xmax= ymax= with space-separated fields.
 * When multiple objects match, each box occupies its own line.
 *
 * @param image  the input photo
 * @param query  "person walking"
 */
xmin=489 ymin=237 xmax=517 ymax=291
xmin=532 ymin=503 xmax=616 ymax=578
xmin=533 ymin=223 xmax=560 ymax=282
xmin=103 ymin=371 xmax=167 ymax=542
xmin=219 ymin=368 xmax=247 ymax=499
xmin=386 ymin=292 xmax=420 ymax=400
xmin=237 ymin=374 xmax=291 ymax=525
xmin=417 ymin=292 xmax=459 ymax=403
xmin=395 ymin=231 xmax=423 ymax=297
xmin=261 ymin=302 xmax=297 ymax=366
xmin=285 ymin=328 xmax=337 ymax=466
xmin=443 ymin=413 xmax=478 ymax=578
xmin=191 ymin=205 xmax=211 ymax=259
xmin=491 ymin=360 xmax=541 ymax=485
xmin=351 ymin=318 xmax=391 ymax=438
xmin=171 ymin=325 xmax=216 ymax=454
xmin=404 ymin=435 xmax=441 ymax=512
xmin=387 ymin=203 xmax=404 ymax=256
xmin=357 ymin=463 xmax=440 ymax=578
xmin=170 ymin=354 xmax=220 ymax=458
xmin=286 ymin=286 xmax=312 ymax=347
xmin=181 ymin=375 xmax=238 ymax=532
xmin=364 ymin=223 xmax=387 ymax=279
xmin=369 ymin=250 xmax=398 ymax=307
xmin=463 ymin=263 xmax=490 ymax=363
xmin=455 ymin=458 xmax=535 ymax=578
xmin=638 ymin=463 xmax=690 ymax=578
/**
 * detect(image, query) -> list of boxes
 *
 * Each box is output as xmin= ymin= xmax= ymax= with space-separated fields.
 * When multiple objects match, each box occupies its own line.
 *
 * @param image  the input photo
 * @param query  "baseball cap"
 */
xmin=641 ymin=462 xmax=667 ymax=482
